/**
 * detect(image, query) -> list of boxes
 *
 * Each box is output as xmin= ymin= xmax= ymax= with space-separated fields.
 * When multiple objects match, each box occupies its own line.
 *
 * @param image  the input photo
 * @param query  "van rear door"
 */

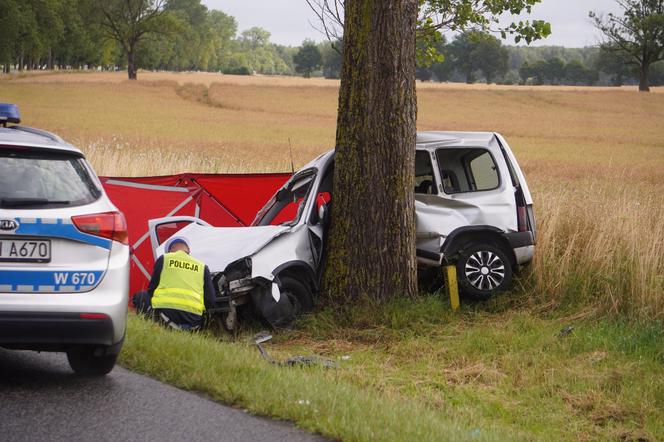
xmin=494 ymin=133 xmax=536 ymax=240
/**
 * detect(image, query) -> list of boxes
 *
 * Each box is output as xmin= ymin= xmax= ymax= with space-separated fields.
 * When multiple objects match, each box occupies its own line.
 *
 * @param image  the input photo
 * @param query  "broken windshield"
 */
xmin=252 ymin=171 xmax=317 ymax=227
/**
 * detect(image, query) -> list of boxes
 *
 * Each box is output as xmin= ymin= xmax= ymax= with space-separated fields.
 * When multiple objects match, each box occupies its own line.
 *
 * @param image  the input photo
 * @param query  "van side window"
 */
xmin=436 ymin=148 xmax=500 ymax=194
xmin=415 ymin=150 xmax=436 ymax=195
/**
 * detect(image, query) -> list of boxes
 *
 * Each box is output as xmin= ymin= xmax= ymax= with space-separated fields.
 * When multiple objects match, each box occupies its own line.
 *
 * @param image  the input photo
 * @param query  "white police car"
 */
xmin=0 ymin=104 xmax=129 ymax=376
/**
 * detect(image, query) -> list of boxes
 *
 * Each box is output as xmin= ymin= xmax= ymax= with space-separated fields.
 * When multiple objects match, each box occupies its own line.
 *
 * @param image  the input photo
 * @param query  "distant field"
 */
xmin=3 ymin=71 xmax=663 ymax=172
xmin=1 ymin=72 xmax=663 ymax=440
xmin=13 ymin=70 xmax=664 ymax=92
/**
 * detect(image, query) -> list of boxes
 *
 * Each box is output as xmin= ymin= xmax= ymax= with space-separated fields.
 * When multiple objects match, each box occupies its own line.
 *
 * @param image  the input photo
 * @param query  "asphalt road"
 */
xmin=0 ymin=349 xmax=325 ymax=442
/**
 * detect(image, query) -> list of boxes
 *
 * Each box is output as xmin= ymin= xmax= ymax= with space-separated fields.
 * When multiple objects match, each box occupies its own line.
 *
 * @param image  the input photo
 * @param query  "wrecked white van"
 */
xmin=149 ymin=132 xmax=535 ymax=329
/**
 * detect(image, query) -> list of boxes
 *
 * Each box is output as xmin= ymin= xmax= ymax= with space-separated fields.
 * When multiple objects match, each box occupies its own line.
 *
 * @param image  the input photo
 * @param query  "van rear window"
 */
xmin=436 ymin=148 xmax=500 ymax=194
xmin=0 ymin=148 xmax=101 ymax=209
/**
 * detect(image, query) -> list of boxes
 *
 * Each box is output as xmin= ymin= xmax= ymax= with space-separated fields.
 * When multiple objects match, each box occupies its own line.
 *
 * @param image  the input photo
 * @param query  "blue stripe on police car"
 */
xmin=0 ymin=270 xmax=105 ymax=292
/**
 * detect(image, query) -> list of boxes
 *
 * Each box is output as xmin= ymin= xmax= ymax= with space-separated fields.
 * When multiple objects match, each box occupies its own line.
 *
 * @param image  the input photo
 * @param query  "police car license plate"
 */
xmin=0 ymin=237 xmax=51 ymax=263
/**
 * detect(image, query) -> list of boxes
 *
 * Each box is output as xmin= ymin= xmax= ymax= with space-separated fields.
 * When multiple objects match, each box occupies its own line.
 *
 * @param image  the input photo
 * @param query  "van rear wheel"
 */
xmin=456 ymin=244 xmax=512 ymax=300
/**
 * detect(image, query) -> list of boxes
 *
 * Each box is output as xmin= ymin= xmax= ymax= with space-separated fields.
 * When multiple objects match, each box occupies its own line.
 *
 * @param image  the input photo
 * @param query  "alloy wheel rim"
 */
xmin=464 ymin=251 xmax=505 ymax=291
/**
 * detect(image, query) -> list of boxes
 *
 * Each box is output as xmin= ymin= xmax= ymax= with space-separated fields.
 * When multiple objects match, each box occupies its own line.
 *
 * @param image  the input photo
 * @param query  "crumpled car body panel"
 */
xmin=155 ymin=224 xmax=291 ymax=275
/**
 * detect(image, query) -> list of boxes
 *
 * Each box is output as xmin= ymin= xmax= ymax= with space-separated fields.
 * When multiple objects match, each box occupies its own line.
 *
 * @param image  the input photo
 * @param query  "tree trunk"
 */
xmin=639 ymin=64 xmax=650 ymax=92
xmin=127 ymin=47 xmax=137 ymax=80
xmin=322 ymin=0 xmax=418 ymax=305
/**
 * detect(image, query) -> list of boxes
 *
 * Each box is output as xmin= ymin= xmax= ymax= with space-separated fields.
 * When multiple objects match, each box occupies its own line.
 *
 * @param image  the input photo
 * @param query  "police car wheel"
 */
xmin=67 ymin=348 xmax=118 ymax=376
xmin=280 ymin=276 xmax=313 ymax=315
xmin=456 ymin=243 xmax=513 ymax=300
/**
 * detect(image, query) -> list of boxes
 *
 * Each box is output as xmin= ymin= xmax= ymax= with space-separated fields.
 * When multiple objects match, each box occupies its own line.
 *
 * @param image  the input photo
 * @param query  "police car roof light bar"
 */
xmin=0 ymin=103 xmax=21 ymax=127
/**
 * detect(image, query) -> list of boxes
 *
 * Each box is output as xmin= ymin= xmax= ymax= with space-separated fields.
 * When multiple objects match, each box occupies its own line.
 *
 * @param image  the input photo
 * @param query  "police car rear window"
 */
xmin=0 ymin=148 xmax=101 ymax=209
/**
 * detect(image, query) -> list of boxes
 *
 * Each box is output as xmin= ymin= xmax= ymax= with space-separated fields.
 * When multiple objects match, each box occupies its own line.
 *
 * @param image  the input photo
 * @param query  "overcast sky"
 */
xmin=202 ymin=0 xmax=622 ymax=48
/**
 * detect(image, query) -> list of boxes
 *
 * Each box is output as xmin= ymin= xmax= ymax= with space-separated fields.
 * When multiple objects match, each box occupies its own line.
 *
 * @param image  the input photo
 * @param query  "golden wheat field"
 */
xmin=1 ymin=71 xmax=663 ymax=320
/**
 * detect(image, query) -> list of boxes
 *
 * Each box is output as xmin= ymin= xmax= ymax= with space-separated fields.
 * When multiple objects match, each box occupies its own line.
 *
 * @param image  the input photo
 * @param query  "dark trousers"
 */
xmin=132 ymin=291 xmax=203 ymax=330
xmin=132 ymin=290 xmax=152 ymax=315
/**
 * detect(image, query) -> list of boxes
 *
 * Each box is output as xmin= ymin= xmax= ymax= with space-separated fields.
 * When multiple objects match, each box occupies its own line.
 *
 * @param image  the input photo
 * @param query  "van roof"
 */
xmin=299 ymin=131 xmax=500 ymax=172
xmin=416 ymin=131 xmax=496 ymax=147
xmin=0 ymin=125 xmax=81 ymax=154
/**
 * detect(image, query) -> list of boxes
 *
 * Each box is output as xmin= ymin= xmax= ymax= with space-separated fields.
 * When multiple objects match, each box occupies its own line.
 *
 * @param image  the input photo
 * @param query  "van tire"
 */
xmin=456 ymin=243 xmax=512 ymax=300
xmin=67 ymin=348 xmax=118 ymax=376
xmin=279 ymin=275 xmax=314 ymax=315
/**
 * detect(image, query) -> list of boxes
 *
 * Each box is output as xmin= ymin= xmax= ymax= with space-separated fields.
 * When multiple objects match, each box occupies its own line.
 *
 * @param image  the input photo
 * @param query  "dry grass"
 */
xmin=528 ymin=182 xmax=664 ymax=319
xmin=1 ymin=73 xmax=663 ymax=320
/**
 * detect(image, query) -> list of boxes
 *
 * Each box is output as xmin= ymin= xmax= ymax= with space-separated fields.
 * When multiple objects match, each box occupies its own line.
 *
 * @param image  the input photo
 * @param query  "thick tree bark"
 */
xmin=127 ymin=47 xmax=138 ymax=80
xmin=639 ymin=64 xmax=650 ymax=92
xmin=322 ymin=0 xmax=418 ymax=304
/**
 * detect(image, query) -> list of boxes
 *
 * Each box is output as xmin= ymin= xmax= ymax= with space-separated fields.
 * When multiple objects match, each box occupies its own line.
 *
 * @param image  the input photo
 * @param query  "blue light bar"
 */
xmin=0 ymin=103 xmax=21 ymax=124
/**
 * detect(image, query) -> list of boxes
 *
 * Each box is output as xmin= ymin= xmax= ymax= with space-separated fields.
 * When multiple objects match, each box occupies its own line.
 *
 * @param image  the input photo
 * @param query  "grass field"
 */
xmin=1 ymin=72 xmax=663 ymax=440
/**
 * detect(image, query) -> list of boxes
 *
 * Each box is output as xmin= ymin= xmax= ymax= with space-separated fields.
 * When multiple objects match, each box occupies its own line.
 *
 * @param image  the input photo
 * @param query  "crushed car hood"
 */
xmin=157 ymin=224 xmax=291 ymax=273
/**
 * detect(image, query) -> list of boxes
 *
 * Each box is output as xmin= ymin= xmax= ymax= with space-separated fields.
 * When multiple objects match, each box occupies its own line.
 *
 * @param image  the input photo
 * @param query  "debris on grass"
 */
xmin=557 ymin=325 xmax=574 ymax=337
xmin=254 ymin=332 xmax=336 ymax=368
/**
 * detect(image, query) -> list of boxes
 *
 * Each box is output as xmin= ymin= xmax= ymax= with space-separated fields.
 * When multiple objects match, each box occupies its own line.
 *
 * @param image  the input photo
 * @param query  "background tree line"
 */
xmin=0 ymin=0 xmax=295 ymax=76
xmin=1 ymin=0 xmax=662 ymax=87
xmin=415 ymin=33 xmax=664 ymax=86
xmin=306 ymin=33 xmax=664 ymax=87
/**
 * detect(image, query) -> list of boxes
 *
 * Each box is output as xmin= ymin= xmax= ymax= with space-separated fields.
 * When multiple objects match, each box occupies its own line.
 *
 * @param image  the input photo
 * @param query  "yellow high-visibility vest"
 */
xmin=152 ymin=251 xmax=206 ymax=316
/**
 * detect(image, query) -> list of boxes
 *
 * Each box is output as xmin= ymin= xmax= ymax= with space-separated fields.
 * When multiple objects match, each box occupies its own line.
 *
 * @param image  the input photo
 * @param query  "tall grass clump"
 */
xmin=525 ymin=179 xmax=664 ymax=320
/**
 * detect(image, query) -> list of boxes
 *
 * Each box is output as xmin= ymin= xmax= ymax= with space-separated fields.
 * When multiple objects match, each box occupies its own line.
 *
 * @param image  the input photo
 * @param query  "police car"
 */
xmin=0 ymin=103 xmax=129 ymax=376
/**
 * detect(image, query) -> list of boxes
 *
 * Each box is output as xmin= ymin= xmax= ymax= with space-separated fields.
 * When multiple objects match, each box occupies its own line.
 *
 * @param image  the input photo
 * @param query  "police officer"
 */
xmin=146 ymin=237 xmax=215 ymax=330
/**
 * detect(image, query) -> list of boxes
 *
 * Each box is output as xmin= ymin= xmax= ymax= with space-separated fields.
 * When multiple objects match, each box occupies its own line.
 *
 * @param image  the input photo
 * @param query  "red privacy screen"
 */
xmin=100 ymin=173 xmax=290 ymax=296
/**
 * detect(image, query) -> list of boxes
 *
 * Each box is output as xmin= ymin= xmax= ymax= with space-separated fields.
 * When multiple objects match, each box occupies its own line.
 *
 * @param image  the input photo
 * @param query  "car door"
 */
xmin=305 ymin=164 xmax=333 ymax=272
xmin=430 ymin=140 xmax=517 ymax=233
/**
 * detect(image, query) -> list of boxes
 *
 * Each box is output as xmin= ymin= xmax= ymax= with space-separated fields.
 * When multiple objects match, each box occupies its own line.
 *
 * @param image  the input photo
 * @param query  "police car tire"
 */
xmin=456 ymin=243 xmax=513 ymax=300
xmin=67 ymin=348 xmax=118 ymax=376
xmin=280 ymin=276 xmax=313 ymax=314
